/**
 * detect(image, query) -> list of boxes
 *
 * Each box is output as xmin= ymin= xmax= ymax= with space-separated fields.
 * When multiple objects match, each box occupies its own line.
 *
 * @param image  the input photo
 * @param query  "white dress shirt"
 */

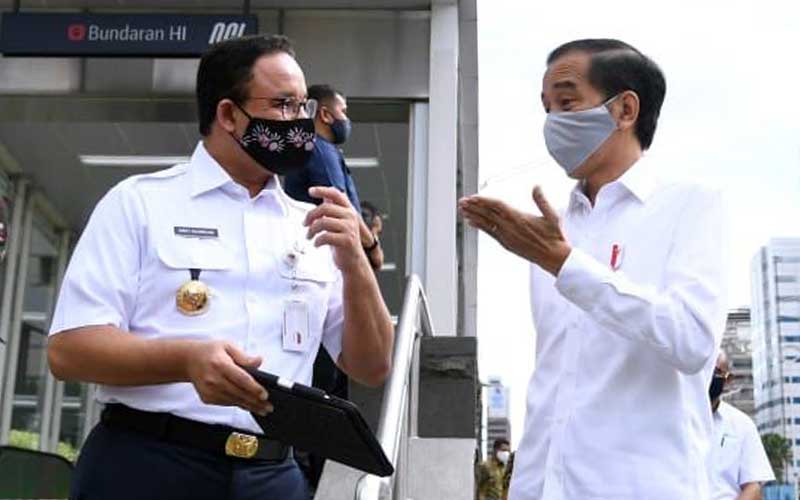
xmin=710 ymin=401 xmax=775 ymax=500
xmin=49 ymin=142 xmax=344 ymax=434
xmin=509 ymin=156 xmax=728 ymax=500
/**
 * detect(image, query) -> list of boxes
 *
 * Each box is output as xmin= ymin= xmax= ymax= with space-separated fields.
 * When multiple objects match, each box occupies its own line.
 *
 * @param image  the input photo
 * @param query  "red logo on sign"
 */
xmin=67 ymin=24 xmax=87 ymax=42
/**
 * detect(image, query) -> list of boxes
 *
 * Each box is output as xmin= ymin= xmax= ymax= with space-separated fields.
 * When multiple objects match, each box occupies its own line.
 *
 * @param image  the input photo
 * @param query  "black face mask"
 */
xmin=330 ymin=118 xmax=352 ymax=145
xmin=233 ymin=103 xmax=316 ymax=176
xmin=709 ymin=374 xmax=726 ymax=401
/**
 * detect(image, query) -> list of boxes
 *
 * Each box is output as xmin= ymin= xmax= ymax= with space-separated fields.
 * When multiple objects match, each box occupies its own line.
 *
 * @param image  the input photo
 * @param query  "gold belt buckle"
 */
xmin=225 ymin=432 xmax=259 ymax=459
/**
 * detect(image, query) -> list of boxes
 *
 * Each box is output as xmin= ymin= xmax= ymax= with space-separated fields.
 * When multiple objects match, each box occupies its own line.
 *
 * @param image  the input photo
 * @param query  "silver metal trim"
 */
xmin=0 ymin=178 xmax=27 ymax=432
xmin=42 ymin=230 xmax=71 ymax=452
xmin=0 ymin=193 xmax=35 ymax=444
xmin=354 ymin=274 xmax=434 ymax=500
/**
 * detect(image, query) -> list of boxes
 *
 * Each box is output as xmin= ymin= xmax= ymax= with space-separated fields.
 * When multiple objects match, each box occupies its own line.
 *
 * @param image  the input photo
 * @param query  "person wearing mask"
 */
xmin=709 ymin=352 xmax=774 ymax=500
xmin=459 ymin=39 xmax=727 ymax=499
xmin=283 ymin=84 xmax=382 ymax=272
xmin=46 ymin=35 xmax=394 ymax=500
xmin=478 ymin=439 xmax=511 ymax=500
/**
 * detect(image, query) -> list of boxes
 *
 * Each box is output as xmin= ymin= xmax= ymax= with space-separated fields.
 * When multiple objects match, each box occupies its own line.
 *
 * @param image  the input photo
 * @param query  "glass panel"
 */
xmin=346 ymin=112 xmax=410 ymax=316
xmin=9 ymin=215 xmax=59 ymax=449
xmin=56 ymin=382 xmax=88 ymax=460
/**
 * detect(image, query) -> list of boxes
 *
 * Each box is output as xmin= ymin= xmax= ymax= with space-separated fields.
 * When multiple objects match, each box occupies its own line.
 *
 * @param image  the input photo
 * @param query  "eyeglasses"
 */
xmin=246 ymin=97 xmax=318 ymax=120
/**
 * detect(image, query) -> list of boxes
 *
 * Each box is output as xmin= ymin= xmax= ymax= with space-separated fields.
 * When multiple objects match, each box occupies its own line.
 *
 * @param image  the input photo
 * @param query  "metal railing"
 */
xmin=354 ymin=274 xmax=434 ymax=500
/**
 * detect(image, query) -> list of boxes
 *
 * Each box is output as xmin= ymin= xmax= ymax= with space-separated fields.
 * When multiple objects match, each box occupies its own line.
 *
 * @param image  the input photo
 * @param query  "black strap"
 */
xmin=101 ymin=404 xmax=289 ymax=462
xmin=363 ymin=235 xmax=379 ymax=253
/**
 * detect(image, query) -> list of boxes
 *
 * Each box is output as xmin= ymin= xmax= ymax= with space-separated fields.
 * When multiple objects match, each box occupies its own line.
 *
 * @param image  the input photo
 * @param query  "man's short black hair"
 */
xmin=308 ymin=84 xmax=343 ymax=110
xmin=196 ymin=35 xmax=296 ymax=136
xmin=546 ymin=39 xmax=666 ymax=150
xmin=493 ymin=438 xmax=510 ymax=451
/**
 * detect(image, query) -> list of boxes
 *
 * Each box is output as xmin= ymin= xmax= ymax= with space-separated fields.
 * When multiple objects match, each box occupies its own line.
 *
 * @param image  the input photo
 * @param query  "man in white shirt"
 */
xmin=710 ymin=352 xmax=775 ymax=500
xmin=459 ymin=38 xmax=727 ymax=499
xmin=47 ymin=35 xmax=394 ymax=500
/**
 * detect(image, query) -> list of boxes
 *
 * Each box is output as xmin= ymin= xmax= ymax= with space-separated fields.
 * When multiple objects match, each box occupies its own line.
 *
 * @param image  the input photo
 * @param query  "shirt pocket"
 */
xmin=153 ymin=238 xmax=235 ymax=312
xmin=278 ymin=250 xmax=336 ymax=284
xmin=156 ymin=238 xmax=234 ymax=272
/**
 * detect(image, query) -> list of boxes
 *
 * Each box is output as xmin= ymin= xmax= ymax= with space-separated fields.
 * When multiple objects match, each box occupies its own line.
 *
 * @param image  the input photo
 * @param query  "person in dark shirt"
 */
xmin=285 ymin=86 xmax=386 ymax=491
xmin=283 ymin=84 xmax=382 ymax=271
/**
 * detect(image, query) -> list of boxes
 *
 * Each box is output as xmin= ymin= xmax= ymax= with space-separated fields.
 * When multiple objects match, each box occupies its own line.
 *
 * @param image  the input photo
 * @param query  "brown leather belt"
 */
xmin=101 ymin=403 xmax=289 ymax=462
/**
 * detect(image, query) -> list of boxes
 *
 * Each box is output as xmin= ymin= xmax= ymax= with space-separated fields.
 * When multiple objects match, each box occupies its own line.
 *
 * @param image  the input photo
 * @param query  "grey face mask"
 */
xmin=543 ymin=95 xmax=619 ymax=174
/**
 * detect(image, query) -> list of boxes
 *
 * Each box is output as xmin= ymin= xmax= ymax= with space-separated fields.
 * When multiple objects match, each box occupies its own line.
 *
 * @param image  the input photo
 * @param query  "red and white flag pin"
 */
xmin=610 ymin=243 xmax=624 ymax=271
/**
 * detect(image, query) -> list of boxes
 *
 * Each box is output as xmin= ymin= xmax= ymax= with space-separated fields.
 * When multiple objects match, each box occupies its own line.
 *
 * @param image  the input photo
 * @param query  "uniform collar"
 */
xmin=189 ymin=142 xmax=235 ymax=198
xmin=568 ymin=155 xmax=659 ymax=212
xmin=188 ymin=141 xmax=289 ymax=215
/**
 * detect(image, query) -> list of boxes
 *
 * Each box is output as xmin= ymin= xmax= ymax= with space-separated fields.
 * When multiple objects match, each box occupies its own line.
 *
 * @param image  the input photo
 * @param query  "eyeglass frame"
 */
xmin=241 ymin=96 xmax=318 ymax=120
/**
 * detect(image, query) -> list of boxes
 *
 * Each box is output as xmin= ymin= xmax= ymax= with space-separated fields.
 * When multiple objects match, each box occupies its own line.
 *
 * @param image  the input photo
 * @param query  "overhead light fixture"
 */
xmin=79 ymin=155 xmax=191 ymax=168
xmin=345 ymin=157 xmax=380 ymax=168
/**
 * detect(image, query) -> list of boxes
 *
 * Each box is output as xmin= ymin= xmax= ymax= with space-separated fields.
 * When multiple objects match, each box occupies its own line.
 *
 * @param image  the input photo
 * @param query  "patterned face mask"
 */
xmin=233 ymin=103 xmax=316 ymax=176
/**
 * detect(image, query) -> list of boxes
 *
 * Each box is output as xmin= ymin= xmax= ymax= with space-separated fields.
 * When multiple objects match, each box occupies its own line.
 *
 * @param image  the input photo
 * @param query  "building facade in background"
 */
xmin=723 ymin=307 xmax=756 ymax=418
xmin=485 ymin=377 xmax=511 ymax=458
xmin=752 ymin=238 xmax=800 ymax=486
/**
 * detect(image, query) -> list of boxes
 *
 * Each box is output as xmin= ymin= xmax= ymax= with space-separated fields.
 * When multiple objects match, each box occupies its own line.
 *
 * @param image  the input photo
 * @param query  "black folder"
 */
xmin=245 ymin=368 xmax=394 ymax=477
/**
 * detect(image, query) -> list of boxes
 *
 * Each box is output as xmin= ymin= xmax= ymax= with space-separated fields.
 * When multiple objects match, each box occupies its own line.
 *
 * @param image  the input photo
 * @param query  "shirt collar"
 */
xmin=188 ymin=141 xmax=290 ymax=215
xmin=567 ymin=155 xmax=659 ymax=212
xmin=615 ymin=155 xmax=659 ymax=204
xmin=189 ymin=142 xmax=234 ymax=198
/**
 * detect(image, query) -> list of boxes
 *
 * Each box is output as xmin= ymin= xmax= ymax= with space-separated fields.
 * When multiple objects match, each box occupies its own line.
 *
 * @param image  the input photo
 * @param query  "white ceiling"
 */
xmin=0 ymin=121 xmax=198 ymax=230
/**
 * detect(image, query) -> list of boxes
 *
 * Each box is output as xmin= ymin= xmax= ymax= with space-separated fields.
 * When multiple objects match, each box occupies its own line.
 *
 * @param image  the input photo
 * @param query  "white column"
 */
xmin=41 ymin=229 xmax=71 ymax=452
xmin=0 ymin=178 xmax=28 ymax=429
xmin=425 ymin=0 xmax=459 ymax=335
xmin=0 ymin=193 xmax=34 ymax=444
xmin=407 ymin=102 xmax=429 ymax=282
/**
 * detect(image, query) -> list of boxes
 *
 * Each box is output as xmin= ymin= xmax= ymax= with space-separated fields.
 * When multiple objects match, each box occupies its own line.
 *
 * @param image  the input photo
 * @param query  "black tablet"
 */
xmin=244 ymin=368 xmax=394 ymax=477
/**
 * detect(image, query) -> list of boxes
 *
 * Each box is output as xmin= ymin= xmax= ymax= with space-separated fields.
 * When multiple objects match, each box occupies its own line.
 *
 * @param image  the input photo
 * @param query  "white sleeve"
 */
xmin=739 ymin=418 xmax=776 ymax=485
xmin=49 ymin=182 xmax=145 ymax=335
xmin=320 ymin=271 xmax=344 ymax=363
xmin=554 ymin=188 xmax=727 ymax=374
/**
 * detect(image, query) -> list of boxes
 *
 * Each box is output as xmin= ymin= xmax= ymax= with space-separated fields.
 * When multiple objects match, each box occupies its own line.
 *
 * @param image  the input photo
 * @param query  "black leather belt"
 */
xmin=101 ymin=403 xmax=289 ymax=462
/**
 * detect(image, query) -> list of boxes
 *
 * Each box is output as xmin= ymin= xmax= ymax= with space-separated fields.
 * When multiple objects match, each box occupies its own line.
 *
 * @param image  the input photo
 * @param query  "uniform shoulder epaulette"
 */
xmin=131 ymin=163 xmax=190 ymax=183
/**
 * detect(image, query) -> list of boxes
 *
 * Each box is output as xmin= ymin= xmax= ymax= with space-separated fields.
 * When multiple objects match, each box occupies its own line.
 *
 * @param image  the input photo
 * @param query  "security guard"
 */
xmin=47 ymin=35 xmax=394 ymax=500
xmin=478 ymin=439 xmax=511 ymax=500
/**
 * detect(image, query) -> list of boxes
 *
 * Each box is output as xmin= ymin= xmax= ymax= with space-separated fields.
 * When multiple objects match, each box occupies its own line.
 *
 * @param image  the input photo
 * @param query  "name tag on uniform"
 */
xmin=283 ymin=299 xmax=310 ymax=353
xmin=174 ymin=226 xmax=219 ymax=239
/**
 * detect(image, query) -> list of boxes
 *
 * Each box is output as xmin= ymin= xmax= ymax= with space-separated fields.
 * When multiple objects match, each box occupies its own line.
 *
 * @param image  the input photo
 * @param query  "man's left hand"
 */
xmin=305 ymin=186 xmax=370 ymax=273
xmin=458 ymin=186 xmax=571 ymax=276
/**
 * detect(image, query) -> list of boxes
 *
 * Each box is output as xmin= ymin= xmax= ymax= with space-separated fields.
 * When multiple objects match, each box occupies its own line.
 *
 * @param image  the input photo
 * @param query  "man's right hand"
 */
xmin=185 ymin=341 xmax=273 ymax=416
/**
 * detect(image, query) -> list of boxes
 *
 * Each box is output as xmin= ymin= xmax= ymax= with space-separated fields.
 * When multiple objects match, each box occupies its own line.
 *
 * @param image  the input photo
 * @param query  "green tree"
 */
xmin=761 ymin=433 xmax=792 ymax=483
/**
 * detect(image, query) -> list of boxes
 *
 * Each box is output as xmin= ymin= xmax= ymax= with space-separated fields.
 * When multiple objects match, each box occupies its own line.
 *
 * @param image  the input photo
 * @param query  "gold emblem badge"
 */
xmin=176 ymin=268 xmax=210 ymax=316
xmin=225 ymin=432 xmax=259 ymax=459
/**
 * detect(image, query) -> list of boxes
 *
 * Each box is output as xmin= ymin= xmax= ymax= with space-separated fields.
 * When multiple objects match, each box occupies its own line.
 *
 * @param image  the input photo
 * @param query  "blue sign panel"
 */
xmin=0 ymin=13 xmax=259 ymax=57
